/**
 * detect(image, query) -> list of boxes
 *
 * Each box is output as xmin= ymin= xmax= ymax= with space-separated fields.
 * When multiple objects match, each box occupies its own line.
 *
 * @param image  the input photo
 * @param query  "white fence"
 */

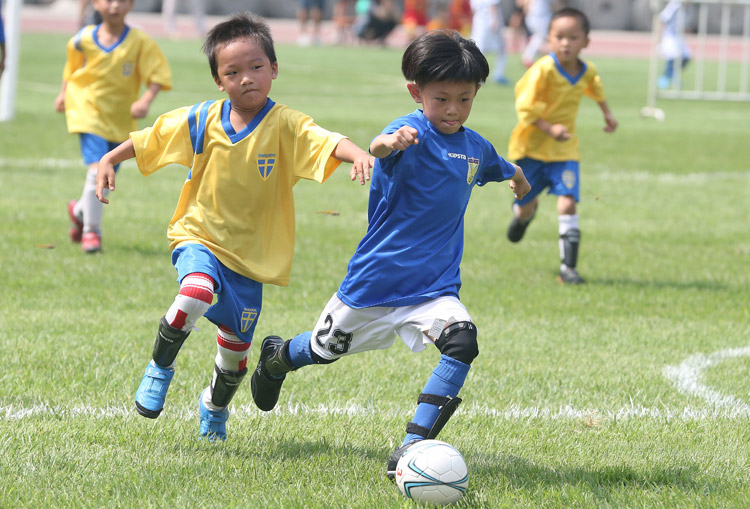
xmin=642 ymin=0 xmax=750 ymax=119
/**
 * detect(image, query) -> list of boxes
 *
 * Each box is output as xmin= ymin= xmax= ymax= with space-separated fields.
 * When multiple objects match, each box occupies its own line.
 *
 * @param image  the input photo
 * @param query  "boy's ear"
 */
xmin=214 ymin=76 xmax=225 ymax=92
xmin=407 ymin=83 xmax=422 ymax=104
xmin=271 ymin=61 xmax=279 ymax=79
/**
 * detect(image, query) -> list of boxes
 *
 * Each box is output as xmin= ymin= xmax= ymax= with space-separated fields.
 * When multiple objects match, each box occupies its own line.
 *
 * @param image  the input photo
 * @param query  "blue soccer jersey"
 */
xmin=337 ymin=109 xmax=517 ymax=309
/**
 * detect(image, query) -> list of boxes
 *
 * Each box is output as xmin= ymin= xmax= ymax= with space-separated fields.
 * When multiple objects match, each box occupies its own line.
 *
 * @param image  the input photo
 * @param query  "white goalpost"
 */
xmin=642 ymin=0 xmax=750 ymax=120
xmin=0 ymin=0 xmax=21 ymax=122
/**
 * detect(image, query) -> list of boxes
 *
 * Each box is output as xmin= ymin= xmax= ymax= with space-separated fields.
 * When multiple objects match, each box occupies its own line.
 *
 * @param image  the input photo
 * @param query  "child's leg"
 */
xmin=557 ymin=195 xmax=584 ymax=284
xmin=199 ymin=325 xmax=250 ymax=441
xmin=135 ymin=273 xmax=215 ymax=419
xmin=74 ymin=163 xmax=104 ymax=252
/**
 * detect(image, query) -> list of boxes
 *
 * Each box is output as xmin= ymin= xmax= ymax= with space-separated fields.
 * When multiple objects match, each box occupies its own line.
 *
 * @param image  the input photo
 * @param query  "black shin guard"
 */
xmin=405 ymin=393 xmax=463 ymax=439
xmin=152 ymin=316 xmax=190 ymax=367
xmin=559 ymin=228 xmax=581 ymax=268
xmin=210 ymin=364 xmax=248 ymax=408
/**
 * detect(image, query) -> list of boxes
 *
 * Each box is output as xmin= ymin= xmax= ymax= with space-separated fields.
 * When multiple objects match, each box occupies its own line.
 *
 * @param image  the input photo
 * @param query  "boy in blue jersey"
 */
xmin=250 ymin=29 xmax=530 ymax=478
xmin=95 ymin=13 xmax=373 ymax=441
xmin=506 ymin=8 xmax=617 ymax=284
xmin=55 ymin=0 xmax=172 ymax=253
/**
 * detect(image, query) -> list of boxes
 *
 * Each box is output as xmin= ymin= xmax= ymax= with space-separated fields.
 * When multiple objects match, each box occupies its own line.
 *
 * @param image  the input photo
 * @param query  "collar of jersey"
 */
xmin=221 ymin=98 xmax=276 ymax=143
xmin=92 ymin=25 xmax=130 ymax=53
xmin=550 ymin=53 xmax=587 ymax=85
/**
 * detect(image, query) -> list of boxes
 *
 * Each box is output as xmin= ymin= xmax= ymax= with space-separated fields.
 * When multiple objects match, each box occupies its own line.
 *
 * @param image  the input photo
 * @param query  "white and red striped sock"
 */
xmin=165 ymin=272 xmax=215 ymax=332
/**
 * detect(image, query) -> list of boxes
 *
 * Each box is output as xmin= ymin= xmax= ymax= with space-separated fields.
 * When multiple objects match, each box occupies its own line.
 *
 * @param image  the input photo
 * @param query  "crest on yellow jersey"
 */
xmin=122 ymin=62 xmax=133 ymax=78
xmin=241 ymin=308 xmax=259 ymax=334
xmin=257 ymin=153 xmax=276 ymax=180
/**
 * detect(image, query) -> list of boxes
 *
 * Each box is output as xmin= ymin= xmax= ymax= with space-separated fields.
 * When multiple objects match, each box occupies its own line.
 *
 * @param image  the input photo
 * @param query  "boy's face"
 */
xmin=407 ymin=80 xmax=478 ymax=135
xmin=213 ymin=38 xmax=278 ymax=114
xmin=92 ymin=0 xmax=133 ymax=22
xmin=547 ymin=16 xmax=589 ymax=66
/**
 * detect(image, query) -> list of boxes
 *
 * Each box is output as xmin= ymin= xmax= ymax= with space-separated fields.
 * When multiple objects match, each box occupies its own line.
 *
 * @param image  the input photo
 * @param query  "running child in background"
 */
xmin=506 ymin=8 xmax=617 ymax=284
xmin=249 ymin=29 xmax=530 ymax=478
xmin=96 ymin=13 xmax=373 ymax=441
xmin=470 ymin=0 xmax=509 ymax=85
xmin=520 ymin=0 xmax=552 ymax=67
xmin=55 ymin=0 xmax=171 ymax=253
xmin=658 ymin=0 xmax=691 ymax=89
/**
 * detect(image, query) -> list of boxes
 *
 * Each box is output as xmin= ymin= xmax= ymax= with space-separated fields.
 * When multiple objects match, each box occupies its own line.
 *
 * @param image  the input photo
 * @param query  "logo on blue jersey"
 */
xmin=122 ymin=61 xmax=133 ymax=78
xmin=467 ymin=157 xmax=479 ymax=184
xmin=240 ymin=308 xmax=258 ymax=334
xmin=562 ymin=169 xmax=577 ymax=189
xmin=257 ymin=153 xmax=276 ymax=180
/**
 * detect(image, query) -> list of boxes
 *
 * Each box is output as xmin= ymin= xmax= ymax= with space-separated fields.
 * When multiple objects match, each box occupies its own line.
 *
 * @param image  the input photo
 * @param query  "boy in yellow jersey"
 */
xmin=96 ymin=13 xmax=374 ymax=441
xmin=55 ymin=0 xmax=171 ymax=253
xmin=506 ymin=7 xmax=617 ymax=284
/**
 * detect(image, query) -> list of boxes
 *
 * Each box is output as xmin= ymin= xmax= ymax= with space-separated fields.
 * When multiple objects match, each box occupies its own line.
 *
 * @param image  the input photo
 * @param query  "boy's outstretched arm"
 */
xmin=598 ymin=100 xmax=618 ymax=133
xmin=131 ymin=83 xmax=163 ymax=119
xmin=96 ymin=139 xmax=136 ymax=204
xmin=333 ymin=138 xmax=375 ymax=185
xmin=508 ymin=164 xmax=531 ymax=201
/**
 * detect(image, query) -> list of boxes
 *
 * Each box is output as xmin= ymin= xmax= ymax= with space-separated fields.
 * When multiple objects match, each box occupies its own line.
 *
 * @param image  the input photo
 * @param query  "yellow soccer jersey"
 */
xmin=508 ymin=54 xmax=606 ymax=162
xmin=131 ymin=99 xmax=347 ymax=286
xmin=62 ymin=25 xmax=172 ymax=142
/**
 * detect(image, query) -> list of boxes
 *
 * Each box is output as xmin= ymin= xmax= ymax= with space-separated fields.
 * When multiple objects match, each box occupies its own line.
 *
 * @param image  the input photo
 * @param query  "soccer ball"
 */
xmin=395 ymin=440 xmax=468 ymax=505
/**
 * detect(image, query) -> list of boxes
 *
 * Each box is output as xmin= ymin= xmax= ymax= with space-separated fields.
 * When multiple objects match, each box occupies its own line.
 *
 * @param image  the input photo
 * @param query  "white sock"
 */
xmin=79 ymin=167 xmax=104 ymax=234
xmin=558 ymin=214 xmax=579 ymax=235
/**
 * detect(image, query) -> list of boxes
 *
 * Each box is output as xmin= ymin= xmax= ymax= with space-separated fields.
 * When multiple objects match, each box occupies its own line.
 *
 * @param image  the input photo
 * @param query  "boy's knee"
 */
xmin=434 ymin=321 xmax=478 ymax=365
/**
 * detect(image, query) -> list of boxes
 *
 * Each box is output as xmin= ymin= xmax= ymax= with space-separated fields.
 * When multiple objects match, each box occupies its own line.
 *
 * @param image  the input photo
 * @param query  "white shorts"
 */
xmin=310 ymin=294 xmax=473 ymax=361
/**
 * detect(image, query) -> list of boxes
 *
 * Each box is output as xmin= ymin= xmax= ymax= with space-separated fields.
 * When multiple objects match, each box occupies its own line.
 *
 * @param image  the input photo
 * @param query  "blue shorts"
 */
xmin=172 ymin=243 xmax=263 ymax=344
xmin=514 ymin=157 xmax=580 ymax=206
xmin=79 ymin=133 xmax=121 ymax=170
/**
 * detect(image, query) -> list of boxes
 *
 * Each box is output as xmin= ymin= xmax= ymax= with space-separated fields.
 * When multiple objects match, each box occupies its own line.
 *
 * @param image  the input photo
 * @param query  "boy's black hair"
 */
xmin=401 ymin=30 xmax=489 ymax=87
xmin=550 ymin=7 xmax=590 ymax=36
xmin=202 ymin=12 xmax=277 ymax=80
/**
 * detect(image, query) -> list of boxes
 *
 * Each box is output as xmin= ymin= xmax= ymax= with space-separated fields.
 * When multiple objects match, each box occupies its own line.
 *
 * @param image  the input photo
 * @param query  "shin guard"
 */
xmin=559 ymin=228 xmax=581 ymax=268
xmin=210 ymin=364 xmax=248 ymax=408
xmin=405 ymin=393 xmax=463 ymax=439
xmin=152 ymin=316 xmax=190 ymax=367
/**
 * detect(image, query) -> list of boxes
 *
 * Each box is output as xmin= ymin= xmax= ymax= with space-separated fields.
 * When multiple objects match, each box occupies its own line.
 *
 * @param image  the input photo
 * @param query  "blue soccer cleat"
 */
xmin=199 ymin=389 xmax=229 ymax=442
xmin=134 ymin=360 xmax=175 ymax=419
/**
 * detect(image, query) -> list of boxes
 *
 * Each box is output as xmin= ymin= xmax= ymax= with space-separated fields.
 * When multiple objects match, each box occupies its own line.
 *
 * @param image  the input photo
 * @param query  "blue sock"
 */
xmin=287 ymin=331 xmax=314 ymax=369
xmin=402 ymin=355 xmax=470 ymax=446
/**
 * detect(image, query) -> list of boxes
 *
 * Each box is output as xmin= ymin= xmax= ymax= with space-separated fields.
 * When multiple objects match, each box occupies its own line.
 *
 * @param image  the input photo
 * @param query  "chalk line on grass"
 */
xmin=663 ymin=346 xmax=750 ymax=414
xmin=2 ymin=401 xmax=748 ymax=422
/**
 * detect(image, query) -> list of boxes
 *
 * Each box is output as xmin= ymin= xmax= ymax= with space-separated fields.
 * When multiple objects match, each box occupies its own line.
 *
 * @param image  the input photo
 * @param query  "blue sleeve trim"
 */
xmin=188 ymin=100 xmax=214 ymax=155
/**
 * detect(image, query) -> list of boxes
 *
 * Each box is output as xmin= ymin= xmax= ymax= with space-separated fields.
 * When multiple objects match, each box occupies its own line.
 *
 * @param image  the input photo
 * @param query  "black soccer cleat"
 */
xmin=506 ymin=208 xmax=536 ymax=243
xmin=558 ymin=265 xmax=585 ymax=284
xmin=386 ymin=439 xmax=421 ymax=481
xmin=250 ymin=335 xmax=290 ymax=412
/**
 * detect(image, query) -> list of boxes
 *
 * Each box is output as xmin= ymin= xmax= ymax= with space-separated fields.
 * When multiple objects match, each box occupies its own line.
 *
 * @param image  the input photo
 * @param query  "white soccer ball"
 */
xmin=395 ymin=439 xmax=469 ymax=506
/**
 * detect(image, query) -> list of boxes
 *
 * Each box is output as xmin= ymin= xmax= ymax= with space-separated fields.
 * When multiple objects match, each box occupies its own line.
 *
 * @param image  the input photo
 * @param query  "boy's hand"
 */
xmin=54 ymin=93 xmax=65 ymax=113
xmin=349 ymin=153 xmax=375 ymax=185
xmin=386 ymin=126 xmax=419 ymax=152
xmin=548 ymin=123 xmax=570 ymax=141
xmin=509 ymin=164 xmax=531 ymax=200
xmin=96 ymin=159 xmax=117 ymax=204
xmin=603 ymin=113 xmax=618 ymax=133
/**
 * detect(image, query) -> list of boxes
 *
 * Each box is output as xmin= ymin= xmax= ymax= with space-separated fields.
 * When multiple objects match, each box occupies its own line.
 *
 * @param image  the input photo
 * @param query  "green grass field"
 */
xmin=1 ymin=32 xmax=749 ymax=507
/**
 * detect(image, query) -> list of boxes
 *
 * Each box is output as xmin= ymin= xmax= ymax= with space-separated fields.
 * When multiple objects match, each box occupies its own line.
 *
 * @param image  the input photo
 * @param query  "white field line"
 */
xmin=664 ymin=346 xmax=750 ymax=413
xmin=3 ymin=349 xmax=750 ymax=422
xmin=2 ymin=401 xmax=749 ymax=422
